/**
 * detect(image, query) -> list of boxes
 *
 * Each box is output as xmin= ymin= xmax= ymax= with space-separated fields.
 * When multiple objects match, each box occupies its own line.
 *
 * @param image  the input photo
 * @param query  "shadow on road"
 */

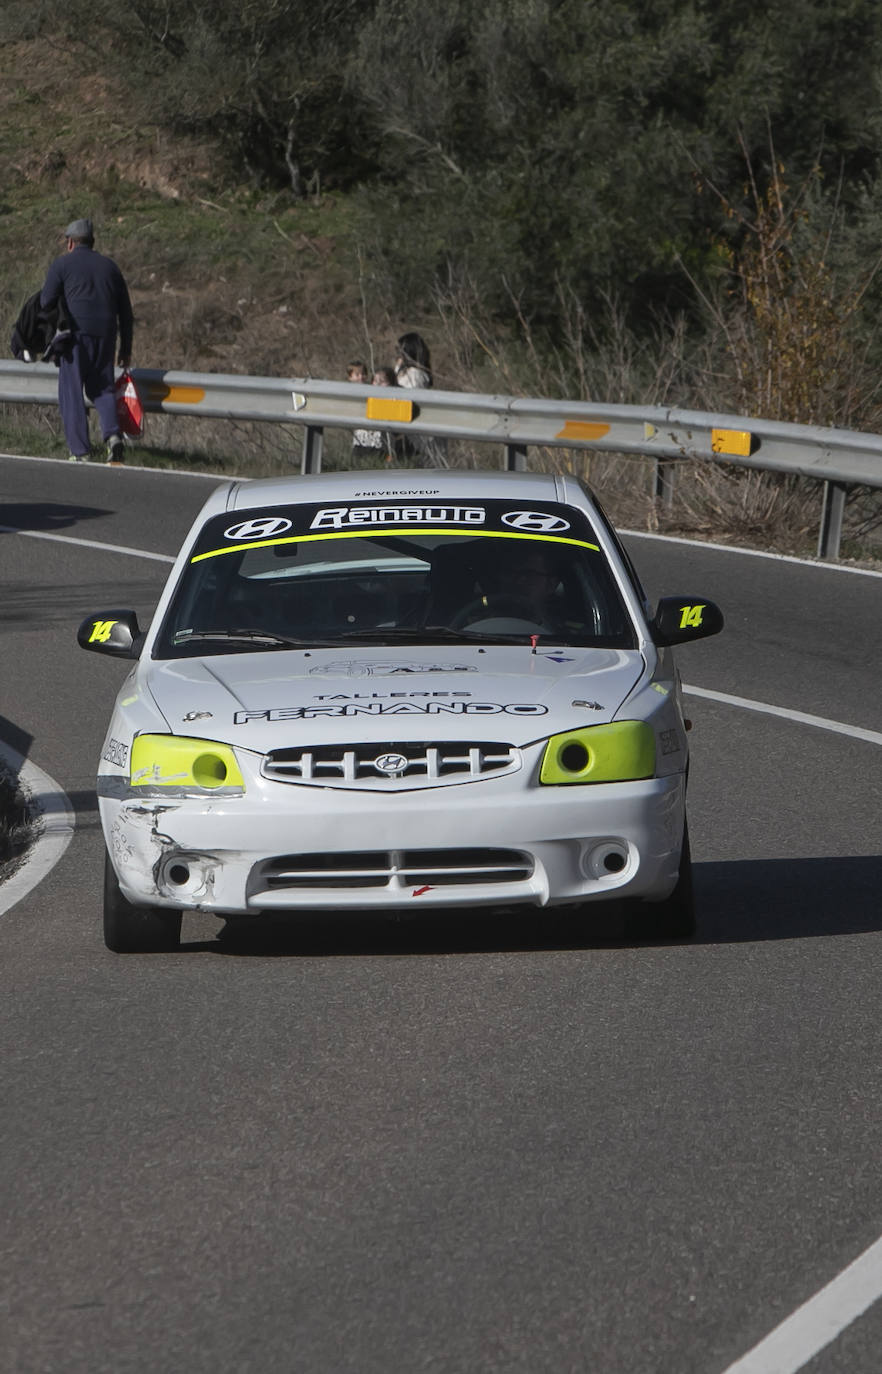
xmin=0 ymin=501 xmax=108 ymax=533
xmin=694 ymin=855 xmax=882 ymax=944
xmin=63 ymin=790 xmax=103 ymax=834
xmin=179 ymin=854 xmax=882 ymax=958
xmin=1 ymin=579 xmax=160 ymax=628
xmin=0 ymin=714 xmax=32 ymax=764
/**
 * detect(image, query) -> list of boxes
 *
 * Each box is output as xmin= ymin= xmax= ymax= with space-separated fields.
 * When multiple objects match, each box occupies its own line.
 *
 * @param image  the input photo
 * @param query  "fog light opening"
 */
xmin=585 ymin=841 xmax=631 ymax=881
xmin=158 ymin=852 xmax=214 ymax=901
xmin=560 ymin=741 xmax=590 ymax=774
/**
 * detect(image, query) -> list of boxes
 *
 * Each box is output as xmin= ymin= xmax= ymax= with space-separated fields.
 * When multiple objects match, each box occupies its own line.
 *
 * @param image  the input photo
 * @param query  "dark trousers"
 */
xmin=57 ymin=333 xmax=119 ymax=456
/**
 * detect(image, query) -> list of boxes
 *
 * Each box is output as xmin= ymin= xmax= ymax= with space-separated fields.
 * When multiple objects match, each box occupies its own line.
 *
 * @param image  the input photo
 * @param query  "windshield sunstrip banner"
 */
xmin=189 ymin=500 xmax=600 ymax=563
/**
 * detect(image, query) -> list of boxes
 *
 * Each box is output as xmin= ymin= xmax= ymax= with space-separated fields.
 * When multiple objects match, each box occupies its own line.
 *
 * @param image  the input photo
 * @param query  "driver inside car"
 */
xmin=452 ymin=542 xmax=573 ymax=633
xmin=500 ymin=549 xmax=563 ymax=623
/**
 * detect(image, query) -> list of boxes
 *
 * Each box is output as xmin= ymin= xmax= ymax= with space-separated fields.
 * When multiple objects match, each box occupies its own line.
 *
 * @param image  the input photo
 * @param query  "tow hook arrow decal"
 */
xmin=412 ymin=885 xmax=432 ymax=897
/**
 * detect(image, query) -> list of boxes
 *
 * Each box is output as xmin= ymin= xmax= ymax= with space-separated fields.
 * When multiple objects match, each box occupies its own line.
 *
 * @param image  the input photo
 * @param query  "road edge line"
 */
xmin=623 ymin=527 xmax=882 ymax=578
xmin=720 ymin=1233 xmax=882 ymax=1373
xmin=684 ymin=685 xmax=882 ymax=747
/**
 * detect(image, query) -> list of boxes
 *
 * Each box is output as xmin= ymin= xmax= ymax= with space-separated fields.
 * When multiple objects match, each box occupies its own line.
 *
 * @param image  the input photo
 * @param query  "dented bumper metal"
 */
xmin=99 ymin=769 xmax=686 ymax=917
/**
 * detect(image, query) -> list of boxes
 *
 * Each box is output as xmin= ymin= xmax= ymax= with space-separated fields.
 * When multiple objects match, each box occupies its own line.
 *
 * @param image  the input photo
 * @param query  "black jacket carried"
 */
xmin=10 ymin=292 xmax=73 ymax=364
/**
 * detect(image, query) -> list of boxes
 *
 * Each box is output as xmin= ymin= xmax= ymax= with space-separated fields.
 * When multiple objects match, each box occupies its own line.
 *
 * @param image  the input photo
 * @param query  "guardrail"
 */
xmin=2 ymin=359 xmax=880 ymax=560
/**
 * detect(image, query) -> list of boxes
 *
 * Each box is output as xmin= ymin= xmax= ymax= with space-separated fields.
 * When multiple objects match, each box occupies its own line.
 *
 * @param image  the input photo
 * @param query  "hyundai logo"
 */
xmin=224 ymin=516 xmax=293 ymax=540
xmin=501 ymin=510 xmax=571 ymax=533
xmin=373 ymin=752 xmax=409 ymax=775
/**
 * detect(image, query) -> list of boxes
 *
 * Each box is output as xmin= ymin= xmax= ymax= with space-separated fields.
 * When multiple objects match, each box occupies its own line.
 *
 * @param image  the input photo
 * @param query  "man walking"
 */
xmin=40 ymin=218 xmax=133 ymax=464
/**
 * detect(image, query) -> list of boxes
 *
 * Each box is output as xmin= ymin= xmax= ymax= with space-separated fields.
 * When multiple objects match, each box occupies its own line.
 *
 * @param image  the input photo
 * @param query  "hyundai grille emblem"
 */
xmin=374 ymin=752 xmax=409 ymax=775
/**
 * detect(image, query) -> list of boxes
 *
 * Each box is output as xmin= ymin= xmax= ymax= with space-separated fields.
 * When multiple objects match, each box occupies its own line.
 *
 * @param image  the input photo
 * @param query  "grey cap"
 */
xmin=64 ymin=218 xmax=93 ymax=239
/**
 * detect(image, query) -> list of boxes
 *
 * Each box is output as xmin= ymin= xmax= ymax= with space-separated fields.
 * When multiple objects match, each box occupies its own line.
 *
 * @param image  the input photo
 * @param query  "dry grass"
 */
xmin=0 ymin=763 xmax=32 ymax=881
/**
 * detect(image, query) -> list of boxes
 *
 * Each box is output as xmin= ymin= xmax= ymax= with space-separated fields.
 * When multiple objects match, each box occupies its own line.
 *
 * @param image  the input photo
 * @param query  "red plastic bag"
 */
xmin=115 ymin=369 xmax=144 ymax=438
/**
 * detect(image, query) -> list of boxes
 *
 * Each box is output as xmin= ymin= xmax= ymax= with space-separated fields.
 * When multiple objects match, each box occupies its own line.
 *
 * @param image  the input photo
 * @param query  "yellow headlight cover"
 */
xmin=130 ymin=735 xmax=245 ymax=792
xmin=539 ymin=721 xmax=656 ymax=785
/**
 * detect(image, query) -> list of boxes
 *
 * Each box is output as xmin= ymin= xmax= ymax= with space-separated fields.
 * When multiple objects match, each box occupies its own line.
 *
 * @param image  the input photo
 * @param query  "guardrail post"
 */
xmin=506 ymin=443 xmax=528 ymax=471
xmin=654 ymin=459 xmax=675 ymax=507
xmin=817 ymin=480 xmax=847 ymax=561
xmin=301 ymin=425 xmax=323 ymax=475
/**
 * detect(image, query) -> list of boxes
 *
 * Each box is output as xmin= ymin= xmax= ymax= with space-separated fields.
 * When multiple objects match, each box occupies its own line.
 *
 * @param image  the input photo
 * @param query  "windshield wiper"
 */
xmin=336 ymin=625 xmax=567 ymax=646
xmin=336 ymin=625 xmax=484 ymax=643
xmin=173 ymin=628 xmax=339 ymax=649
xmin=175 ymin=626 xmax=587 ymax=653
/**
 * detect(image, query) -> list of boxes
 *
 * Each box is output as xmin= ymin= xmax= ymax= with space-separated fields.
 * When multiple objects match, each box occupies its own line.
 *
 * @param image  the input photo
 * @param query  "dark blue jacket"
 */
xmin=40 ymin=245 xmax=133 ymax=356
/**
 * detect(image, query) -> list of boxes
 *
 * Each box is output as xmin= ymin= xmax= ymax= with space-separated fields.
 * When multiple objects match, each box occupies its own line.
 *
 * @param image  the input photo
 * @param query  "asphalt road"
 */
xmin=1 ymin=454 xmax=881 ymax=1374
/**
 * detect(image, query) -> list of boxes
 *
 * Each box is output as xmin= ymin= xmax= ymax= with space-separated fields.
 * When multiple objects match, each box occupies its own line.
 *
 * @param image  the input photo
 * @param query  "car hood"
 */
xmin=142 ymin=645 xmax=647 ymax=749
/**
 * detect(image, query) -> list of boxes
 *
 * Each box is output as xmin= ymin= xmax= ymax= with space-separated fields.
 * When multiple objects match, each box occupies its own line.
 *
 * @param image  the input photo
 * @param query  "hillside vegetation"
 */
xmin=2 ymin=3 xmax=882 ymax=557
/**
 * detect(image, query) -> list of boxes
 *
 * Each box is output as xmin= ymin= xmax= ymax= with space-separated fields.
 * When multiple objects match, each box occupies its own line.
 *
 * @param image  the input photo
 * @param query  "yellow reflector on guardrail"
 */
xmin=143 ymin=382 xmax=207 ymax=406
xmin=366 ymin=397 xmax=414 ymax=423
xmin=555 ymin=421 xmax=611 ymax=441
xmin=711 ymin=428 xmax=752 ymax=456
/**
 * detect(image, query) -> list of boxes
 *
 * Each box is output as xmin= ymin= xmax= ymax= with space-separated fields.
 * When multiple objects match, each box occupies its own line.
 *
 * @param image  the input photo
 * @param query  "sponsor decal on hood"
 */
xmin=307 ymin=659 xmax=477 ymax=678
xmin=143 ymin=647 xmax=643 ymax=745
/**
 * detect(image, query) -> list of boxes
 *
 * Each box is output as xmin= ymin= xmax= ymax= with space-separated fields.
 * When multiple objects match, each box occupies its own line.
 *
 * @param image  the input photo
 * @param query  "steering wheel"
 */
xmin=450 ymin=594 xmax=545 ymax=630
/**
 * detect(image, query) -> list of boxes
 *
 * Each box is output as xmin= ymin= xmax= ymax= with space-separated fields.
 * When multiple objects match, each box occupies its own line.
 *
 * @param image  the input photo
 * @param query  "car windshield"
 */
xmin=153 ymin=497 xmax=638 ymax=657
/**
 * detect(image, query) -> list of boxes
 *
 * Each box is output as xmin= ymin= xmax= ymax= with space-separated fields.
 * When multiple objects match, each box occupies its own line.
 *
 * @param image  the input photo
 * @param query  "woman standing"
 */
xmin=394 ymin=332 xmax=448 ymax=466
xmin=394 ymin=332 xmax=433 ymax=389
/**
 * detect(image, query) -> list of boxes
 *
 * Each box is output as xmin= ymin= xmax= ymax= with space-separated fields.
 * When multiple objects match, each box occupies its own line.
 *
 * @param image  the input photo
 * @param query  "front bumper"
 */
xmin=100 ymin=770 xmax=686 ymax=917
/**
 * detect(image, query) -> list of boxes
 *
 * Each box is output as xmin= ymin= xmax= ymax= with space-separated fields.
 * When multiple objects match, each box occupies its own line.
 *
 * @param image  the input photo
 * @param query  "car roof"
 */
xmin=202 ymin=468 xmax=582 ymax=517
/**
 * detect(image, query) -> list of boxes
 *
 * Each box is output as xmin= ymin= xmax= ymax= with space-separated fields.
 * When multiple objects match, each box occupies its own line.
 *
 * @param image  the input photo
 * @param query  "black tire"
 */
xmin=625 ymin=822 xmax=696 ymax=941
xmin=103 ymin=851 xmax=182 ymax=953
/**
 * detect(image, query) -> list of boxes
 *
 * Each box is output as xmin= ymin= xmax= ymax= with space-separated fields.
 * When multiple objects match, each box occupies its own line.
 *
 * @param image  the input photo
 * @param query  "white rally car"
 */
xmin=78 ymin=469 xmax=722 ymax=951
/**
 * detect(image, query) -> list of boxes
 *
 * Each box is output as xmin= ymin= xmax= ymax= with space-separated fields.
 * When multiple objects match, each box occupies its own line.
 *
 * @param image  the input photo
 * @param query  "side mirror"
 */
xmin=651 ymin=596 xmax=723 ymax=647
xmin=77 ymin=610 xmax=143 ymax=659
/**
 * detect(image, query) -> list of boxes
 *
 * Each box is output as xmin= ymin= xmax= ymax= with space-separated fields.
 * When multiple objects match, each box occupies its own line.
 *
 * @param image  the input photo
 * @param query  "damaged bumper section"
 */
xmin=99 ymin=771 xmax=686 ymax=917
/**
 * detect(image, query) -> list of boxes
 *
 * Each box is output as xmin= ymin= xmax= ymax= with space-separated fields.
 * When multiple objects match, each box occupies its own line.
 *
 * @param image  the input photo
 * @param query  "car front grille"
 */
xmin=259 ymin=848 xmax=534 ymax=891
xmin=262 ymin=740 xmax=520 ymax=787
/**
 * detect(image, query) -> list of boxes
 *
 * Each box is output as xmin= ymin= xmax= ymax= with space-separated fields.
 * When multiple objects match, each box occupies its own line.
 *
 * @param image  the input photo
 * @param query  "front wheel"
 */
xmin=625 ymin=822 xmax=696 ymax=941
xmin=103 ymin=852 xmax=182 ymax=953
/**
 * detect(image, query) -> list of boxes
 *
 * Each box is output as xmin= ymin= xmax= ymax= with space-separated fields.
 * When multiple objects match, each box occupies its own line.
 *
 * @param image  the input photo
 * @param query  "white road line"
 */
xmin=623 ymin=527 xmax=882 ymax=578
xmin=684 ymin=685 xmax=882 ymax=747
xmin=721 ymin=1234 xmax=882 ymax=1373
xmin=0 ymin=525 xmax=175 ymax=562
xmin=0 ymin=449 xmax=226 ymax=480
xmin=689 ymin=680 xmax=882 ymax=1371
xmin=0 ymin=742 xmax=74 ymax=918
